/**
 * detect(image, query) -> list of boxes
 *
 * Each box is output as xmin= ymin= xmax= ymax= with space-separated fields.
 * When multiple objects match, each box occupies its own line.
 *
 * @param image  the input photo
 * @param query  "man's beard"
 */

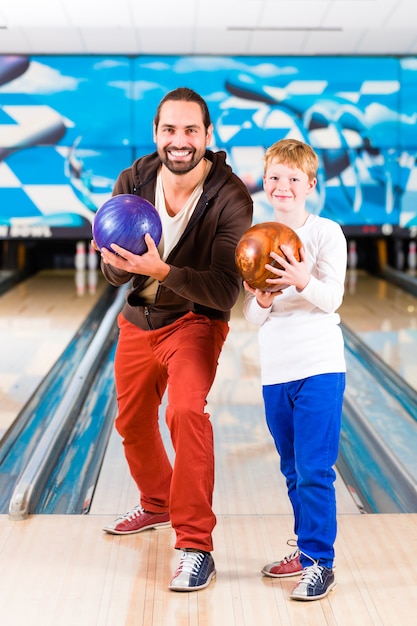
xmin=158 ymin=147 xmax=204 ymax=174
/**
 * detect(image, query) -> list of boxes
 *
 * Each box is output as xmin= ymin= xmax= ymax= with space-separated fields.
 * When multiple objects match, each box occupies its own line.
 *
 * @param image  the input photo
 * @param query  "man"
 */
xmin=98 ymin=87 xmax=253 ymax=591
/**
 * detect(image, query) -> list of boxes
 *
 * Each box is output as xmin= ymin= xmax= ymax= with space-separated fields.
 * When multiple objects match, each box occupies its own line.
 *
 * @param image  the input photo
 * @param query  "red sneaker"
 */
xmin=262 ymin=548 xmax=302 ymax=578
xmin=103 ymin=505 xmax=170 ymax=535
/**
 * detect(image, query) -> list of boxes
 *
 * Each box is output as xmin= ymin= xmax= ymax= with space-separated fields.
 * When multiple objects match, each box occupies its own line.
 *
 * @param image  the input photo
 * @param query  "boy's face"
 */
xmin=263 ymin=160 xmax=316 ymax=217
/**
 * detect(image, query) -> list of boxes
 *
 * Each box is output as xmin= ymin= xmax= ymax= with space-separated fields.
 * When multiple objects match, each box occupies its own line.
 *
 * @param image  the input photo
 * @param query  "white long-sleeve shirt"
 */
xmin=243 ymin=214 xmax=347 ymax=385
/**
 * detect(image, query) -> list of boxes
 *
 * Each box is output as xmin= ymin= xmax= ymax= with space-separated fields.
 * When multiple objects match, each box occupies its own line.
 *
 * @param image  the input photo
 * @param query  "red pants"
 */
xmin=114 ymin=311 xmax=229 ymax=552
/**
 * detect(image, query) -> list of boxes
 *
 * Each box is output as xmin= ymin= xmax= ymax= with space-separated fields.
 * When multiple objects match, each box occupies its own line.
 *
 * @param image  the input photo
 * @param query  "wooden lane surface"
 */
xmin=340 ymin=270 xmax=417 ymax=390
xmin=0 ymin=512 xmax=416 ymax=626
xmin=0 ymin=269 xmax=108 ymax=439
xmin=1 ymin=272 xmax=416 ymax=625
xmin=341 ymin=270 xmax=417 ymax=333
xmin=91 ymin=289 xmax=360 ymax=519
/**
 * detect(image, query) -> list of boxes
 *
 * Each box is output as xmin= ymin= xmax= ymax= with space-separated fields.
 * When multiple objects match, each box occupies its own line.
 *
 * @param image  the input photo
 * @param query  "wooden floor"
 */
xmin=1 ymin=512 xmax=417 ymax=626
xmin=341 ymin=269 xmax=417 ymax=391
xmin=0 ymin=269 xmax=108 ymax=438
xmin=1 ymin=270 xmax=417 ymax=625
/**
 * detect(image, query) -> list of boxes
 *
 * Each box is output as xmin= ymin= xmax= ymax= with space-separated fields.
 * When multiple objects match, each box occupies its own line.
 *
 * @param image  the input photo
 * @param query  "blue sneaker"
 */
xmin=290 ymin=563 xmax=336 ymax=601
xmin=169 ymin=550 xmax=216 ymax=591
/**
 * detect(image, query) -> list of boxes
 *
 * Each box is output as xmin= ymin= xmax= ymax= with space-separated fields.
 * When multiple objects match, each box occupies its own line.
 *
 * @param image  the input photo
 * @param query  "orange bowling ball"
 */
xmin=235 ymin=221 xmax=302 ymax=292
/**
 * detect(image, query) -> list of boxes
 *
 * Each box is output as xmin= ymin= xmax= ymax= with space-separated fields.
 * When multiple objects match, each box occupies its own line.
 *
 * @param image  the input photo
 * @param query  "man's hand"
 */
xmin=100 ymin=233 xmax=170 ymax=282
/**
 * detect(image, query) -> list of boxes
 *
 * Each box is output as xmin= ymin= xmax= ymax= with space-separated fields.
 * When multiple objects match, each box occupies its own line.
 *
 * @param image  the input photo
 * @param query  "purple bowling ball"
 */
xmin=92 ymin=194 xmax=162 ymax=255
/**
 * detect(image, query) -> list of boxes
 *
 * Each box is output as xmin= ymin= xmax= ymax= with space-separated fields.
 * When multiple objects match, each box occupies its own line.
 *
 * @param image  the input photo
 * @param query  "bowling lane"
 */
xmin=0 ymin=269 xmax=108 ymax=440
xmin=340 ymin=269 xmax=417 ymax=391
xmin=93 ymin=270 xmax=417 ymax=518
xmin=92 ymin=289 xmax=360 ymax=519
xmin=0 ymin=270 xmax=15 ymax=285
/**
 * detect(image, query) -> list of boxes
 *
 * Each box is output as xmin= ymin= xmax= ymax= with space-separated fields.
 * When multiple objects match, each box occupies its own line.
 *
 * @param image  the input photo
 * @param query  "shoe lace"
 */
xmin=121 ymin=505 xmax=143 ymax=522
xmin=282 ymin=539 xmax=300 ymax=563
xmin=299 ymin=563 xmax=324 ymax=584
xmin=282 ymin=549 xmax=300 ymax=564
xmin=177 ymin=551 xmax=204 ymax=575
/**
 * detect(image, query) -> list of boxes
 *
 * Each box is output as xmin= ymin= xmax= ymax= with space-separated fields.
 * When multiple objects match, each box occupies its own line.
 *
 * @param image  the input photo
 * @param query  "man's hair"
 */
xmin=264 ymin=138 xmax=319 ymax=180
xmin=154 ymin=87 xmax=212 ymax=130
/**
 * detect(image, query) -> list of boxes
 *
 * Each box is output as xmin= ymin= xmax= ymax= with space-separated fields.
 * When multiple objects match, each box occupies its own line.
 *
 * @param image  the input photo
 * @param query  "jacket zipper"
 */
xmin=144 ymin=306 xmax=154 ymax=330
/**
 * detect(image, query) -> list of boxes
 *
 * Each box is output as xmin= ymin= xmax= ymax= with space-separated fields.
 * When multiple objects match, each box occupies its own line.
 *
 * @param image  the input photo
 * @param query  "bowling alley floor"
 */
xmin=1 ymin=270 xmax=417 ymax=625
xmin=1 ymin=512 xmax=416 ymax=626
xmin=340 ymin=269 xmax=417 ymax=390
xmin=0 ymin=269 xmax=108 ymax=438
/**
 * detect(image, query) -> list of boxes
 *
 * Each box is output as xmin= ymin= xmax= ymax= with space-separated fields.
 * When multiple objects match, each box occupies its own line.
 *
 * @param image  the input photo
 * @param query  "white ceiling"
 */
xmin=0 ymin=0 xmax=416 ymax=57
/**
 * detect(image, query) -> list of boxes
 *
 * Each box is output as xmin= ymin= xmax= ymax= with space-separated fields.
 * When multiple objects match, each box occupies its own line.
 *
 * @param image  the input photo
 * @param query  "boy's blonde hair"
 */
xmin=264 ymin=138 xmax=319 ymax=181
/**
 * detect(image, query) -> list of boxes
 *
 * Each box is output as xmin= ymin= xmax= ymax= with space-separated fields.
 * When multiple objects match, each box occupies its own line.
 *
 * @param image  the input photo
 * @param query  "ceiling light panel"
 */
xmin=323 ymin=0 xmax=397 ymax=28
xmin=0 ymin=1 xmax=68 ymax=27
xmin=63 ymin=0 xmax=133 ymax=28
xmin=130 ymin=1 xmax=197 ymax=28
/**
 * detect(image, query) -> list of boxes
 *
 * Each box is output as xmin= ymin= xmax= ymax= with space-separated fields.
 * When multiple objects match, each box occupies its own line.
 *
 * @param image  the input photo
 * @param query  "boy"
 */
xmin=242 ymin=138 xmax=347 ymax=601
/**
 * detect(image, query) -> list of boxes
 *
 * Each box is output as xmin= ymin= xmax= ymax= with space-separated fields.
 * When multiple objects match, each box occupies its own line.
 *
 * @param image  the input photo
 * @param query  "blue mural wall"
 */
xmin=1 ymin=54 xmax=417 ymax=241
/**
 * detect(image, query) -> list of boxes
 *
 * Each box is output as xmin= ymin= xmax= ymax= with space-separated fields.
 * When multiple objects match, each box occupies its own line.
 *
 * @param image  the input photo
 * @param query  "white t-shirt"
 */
xmin=243 ymin=214 xmax=347 ymax=385
xmin=140 ymin=160 xmax=211 ymax=303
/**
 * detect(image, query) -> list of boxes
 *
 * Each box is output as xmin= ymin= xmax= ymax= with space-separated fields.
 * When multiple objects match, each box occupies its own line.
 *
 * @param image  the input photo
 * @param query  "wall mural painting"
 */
xmin=1 ymin=54 xmax=417 ymax=240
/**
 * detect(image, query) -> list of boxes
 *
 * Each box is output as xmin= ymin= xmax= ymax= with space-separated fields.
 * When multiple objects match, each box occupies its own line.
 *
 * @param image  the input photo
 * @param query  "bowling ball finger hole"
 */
xmin=268 ymin=257 xmax=285 ymax=270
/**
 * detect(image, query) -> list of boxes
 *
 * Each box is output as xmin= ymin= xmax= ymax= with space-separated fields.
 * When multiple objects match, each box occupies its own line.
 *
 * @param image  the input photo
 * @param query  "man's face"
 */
xmin=154 ymin=100 xmax=213 ymax=174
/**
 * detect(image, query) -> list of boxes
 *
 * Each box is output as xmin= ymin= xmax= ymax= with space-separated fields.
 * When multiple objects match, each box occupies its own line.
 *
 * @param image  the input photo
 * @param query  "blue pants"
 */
xmin=263 ymin=373 xmax=345 ymax=569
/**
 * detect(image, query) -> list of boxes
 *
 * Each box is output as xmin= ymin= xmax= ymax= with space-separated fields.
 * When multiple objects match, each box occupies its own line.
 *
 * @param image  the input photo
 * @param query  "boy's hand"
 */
xmin=265 ymin=245 xmax=311 ymax=292
xmin=243 ymin=281 xmax=280 ymax=308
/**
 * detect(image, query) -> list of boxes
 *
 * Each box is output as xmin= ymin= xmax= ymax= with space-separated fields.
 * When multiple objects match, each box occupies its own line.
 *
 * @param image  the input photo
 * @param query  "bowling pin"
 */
xmin=87 ymin=243 xmax=99 ymax=270
xmin=75 ymin=240 xmax=86 ymax=271
xmin=407 ymin=240 xmax=416 ymax=272
xmin=347 ymin=268 xmax=357 ymax=294
xmin=75 ymin=268 xmax=86 ymax=296
xmin=348 ymin=240 xmax=357 ymax=269
xmin=394 ymin=238 xmax=404 ymax=271
xmin=88 ymin=269 xmax=98 ymax=295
